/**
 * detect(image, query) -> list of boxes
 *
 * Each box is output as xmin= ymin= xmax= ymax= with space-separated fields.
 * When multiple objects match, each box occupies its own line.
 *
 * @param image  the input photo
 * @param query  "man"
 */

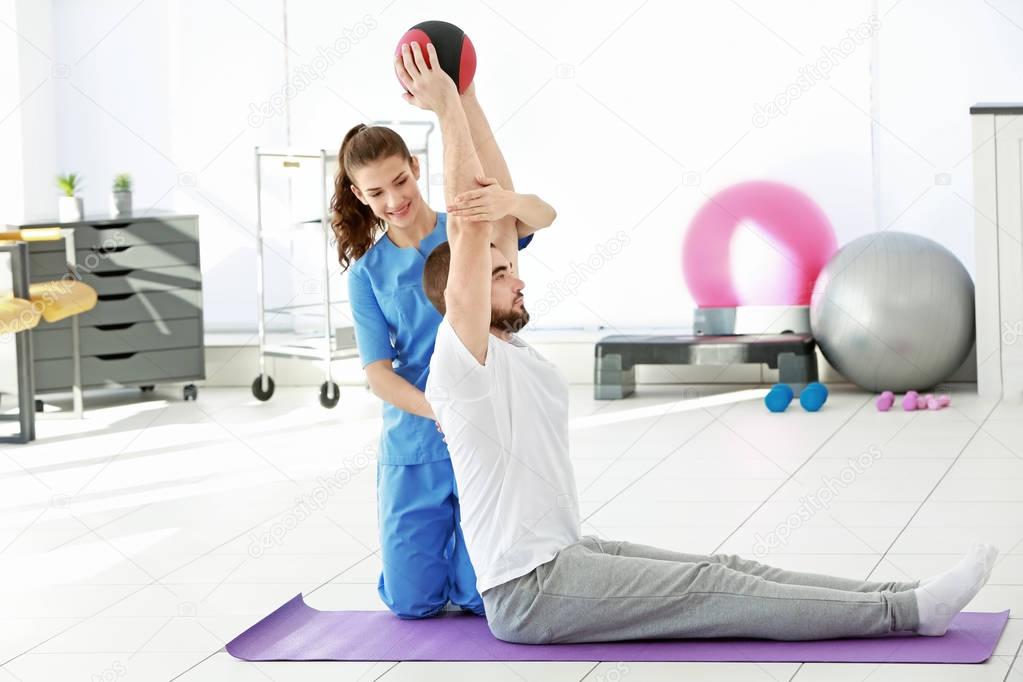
xmin=399 ymin=39 xmax=998 ymax=645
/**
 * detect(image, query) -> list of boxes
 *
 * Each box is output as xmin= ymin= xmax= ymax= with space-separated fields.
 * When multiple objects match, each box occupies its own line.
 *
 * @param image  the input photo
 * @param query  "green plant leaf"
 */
xmin=56 ymin=172 xmax=82 ymax=196
xmin=112 ymin=172 xmax=132 ymax=192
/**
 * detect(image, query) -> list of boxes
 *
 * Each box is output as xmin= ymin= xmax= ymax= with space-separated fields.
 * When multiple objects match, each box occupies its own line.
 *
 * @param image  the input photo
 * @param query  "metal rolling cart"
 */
xmin=250 ymin=121 xmax=434 ymax=408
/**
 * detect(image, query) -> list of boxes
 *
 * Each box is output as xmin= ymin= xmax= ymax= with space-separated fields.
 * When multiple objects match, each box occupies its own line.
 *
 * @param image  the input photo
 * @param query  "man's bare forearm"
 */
xmin=438 ymin=99 xmax=485 ymax=207
xmin=461 ymin=91 xmax=514 ymax=192
xmin=512 ymin=193 xmax=557 ymax=236
xmin=460 ymin=92 xmax=519 ymax=272
xmin=437 ymin=94 xmax=492 ymax=362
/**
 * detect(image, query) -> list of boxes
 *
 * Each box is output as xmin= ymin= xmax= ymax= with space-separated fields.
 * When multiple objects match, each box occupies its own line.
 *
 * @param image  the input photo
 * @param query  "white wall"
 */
xmin=48 ymin=0 xmax=175 ymax=230
xmin=31 ymin=0 xmax=1023 ymax=333
xmin=0 ymin=0 xmax=58 ymax=225
xmin=876 ymin=0 xmax=1023 ymax=276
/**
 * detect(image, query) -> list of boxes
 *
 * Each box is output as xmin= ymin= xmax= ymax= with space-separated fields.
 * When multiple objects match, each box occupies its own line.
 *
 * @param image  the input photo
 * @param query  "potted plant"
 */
xmin=110 ymin=173 xmax=132 ymax=216
xmin=56 ymin=173 xmax=84 ymax=222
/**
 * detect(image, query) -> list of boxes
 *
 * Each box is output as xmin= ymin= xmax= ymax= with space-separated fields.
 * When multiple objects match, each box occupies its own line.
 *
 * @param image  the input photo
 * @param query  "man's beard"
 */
xmin=491 ymin=303 xmax=530 ymax=334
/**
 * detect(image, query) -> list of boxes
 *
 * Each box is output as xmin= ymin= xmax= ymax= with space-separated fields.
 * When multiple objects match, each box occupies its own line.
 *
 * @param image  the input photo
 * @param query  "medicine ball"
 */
xmin=395 ymin=20 xmax=476 ymax=93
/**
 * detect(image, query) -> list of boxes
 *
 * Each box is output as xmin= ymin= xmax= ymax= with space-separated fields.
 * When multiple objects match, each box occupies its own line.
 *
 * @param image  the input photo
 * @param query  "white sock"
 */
xmin=914 ymin=543 xmax=998 ymax=636
xmin=919 ymin=543 xmax=999 ymax=586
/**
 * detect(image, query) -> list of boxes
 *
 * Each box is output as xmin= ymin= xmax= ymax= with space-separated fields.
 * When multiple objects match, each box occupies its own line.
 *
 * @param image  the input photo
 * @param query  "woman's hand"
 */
xmin=394 ymin=42 xmax=459 ymax=114
xmin=447 ymin=175 xmax=519 ymax=222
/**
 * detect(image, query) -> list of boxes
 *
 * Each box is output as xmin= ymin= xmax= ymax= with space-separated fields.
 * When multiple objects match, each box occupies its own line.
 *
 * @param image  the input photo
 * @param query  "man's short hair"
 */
xmin=422 ymin=240 xmax=497 ymax=315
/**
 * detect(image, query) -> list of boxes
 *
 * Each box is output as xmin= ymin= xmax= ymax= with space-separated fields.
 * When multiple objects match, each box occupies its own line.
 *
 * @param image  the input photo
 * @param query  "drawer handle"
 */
xmin=95 ymin=322 xmax=136 ymax=331
xmin=91 ymin=245 xmax=132 ymax=253
xmin=93 ymin=269 xmax=135 ymax=277
xmin=95 ymin=352 xmax=136 ymax=360
xmin=97 ymin=293 xmax=135 ymax=301
xmin=92 ymin=222 xmax=132 ymax=230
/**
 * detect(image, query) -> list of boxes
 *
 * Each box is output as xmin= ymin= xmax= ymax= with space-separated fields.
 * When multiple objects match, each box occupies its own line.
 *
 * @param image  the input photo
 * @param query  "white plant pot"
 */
xmin=58 ymin=196 xmax=84 ymax=222
xmin=110 ymin=191 xmax=132 ymax=217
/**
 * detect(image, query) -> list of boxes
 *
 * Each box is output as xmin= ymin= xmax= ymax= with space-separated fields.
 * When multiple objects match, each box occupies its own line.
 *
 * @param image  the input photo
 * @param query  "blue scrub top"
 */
xmin=348 ymin=211 xmax=534 ymax=465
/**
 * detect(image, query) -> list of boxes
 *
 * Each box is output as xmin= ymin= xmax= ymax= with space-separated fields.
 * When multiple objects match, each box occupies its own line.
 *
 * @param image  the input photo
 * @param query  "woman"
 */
xmin=330 ymin=82 xmax=556 ymax=618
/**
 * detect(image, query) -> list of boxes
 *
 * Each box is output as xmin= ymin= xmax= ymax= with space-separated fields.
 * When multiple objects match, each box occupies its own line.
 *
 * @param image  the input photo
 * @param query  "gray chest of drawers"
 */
xmin=11 ymin=212 xmax=205 ymax=400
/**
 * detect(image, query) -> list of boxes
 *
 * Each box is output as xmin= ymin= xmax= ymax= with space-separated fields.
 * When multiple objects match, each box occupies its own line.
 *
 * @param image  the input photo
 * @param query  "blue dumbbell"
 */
xmin=799 ymin=382 xmax=829 ymax=412
xmin=765 ymin=383 xmax=794 ymax=412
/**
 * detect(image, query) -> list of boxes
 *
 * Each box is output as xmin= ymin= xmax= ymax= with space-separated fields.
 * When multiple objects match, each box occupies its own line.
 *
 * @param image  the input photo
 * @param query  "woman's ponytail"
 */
xmin=330 ymin=123 xmax=413 ymax=271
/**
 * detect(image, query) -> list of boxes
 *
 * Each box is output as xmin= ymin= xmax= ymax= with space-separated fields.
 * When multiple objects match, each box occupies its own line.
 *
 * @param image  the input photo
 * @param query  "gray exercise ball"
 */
xmin=809 ymin=231 xmax=975 ymax=392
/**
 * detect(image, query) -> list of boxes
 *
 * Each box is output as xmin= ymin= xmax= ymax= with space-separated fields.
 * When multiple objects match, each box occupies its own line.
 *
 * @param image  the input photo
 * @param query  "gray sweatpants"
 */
xmin=481 ymin=535 xmax=920 ymax=644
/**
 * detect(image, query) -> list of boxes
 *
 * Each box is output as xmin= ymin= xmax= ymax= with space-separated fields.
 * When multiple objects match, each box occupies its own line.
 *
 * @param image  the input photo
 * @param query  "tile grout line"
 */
xmin=580 ymin=413 xmax=720 ymax=524
xmin=166 ymin=549 xmax=379 ymax=678
xmin=167 ymin=649 xmax=221 ymax=681
xmin=579 ymin=394 xmax=766 ymax=525
xmin=787 ymin=400 xmax=1001 ymax=682
xmin=1003 ymin=634 xmax=1023 ymax=682
xmin=709 ymin=393 xmax=874 ymax=556
xmin=370 ymin=662 xmax=401 ymax=681
xmin=46 ymin=503 xmax=154 ymax=552
xmin=6 ymin=388 xmax=1013 ymax=678
xmin=864 ymin=397 xmax=1002 ymax=582
xmin=299 ymin=549 xmax=380 ymax=598
xmin=716 ymin=394 xmax=872 ymax=682
xmin=0 ymin=493 xmax=379 ymax=667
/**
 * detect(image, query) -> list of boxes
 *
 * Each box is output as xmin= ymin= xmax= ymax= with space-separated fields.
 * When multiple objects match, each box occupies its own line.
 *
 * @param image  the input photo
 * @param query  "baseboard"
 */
xmin=200 ymin=332 xmax=978 ymax=389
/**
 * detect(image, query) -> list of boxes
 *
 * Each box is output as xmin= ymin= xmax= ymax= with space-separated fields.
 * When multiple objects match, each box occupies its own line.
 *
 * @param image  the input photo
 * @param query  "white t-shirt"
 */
xmin=425 ymin=317 xmax=582 ymax=593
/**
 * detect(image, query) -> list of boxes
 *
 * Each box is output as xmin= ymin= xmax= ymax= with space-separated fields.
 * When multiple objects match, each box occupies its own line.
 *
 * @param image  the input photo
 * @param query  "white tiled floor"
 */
xmin=1 ymin=383 xmax=1020 ymax=681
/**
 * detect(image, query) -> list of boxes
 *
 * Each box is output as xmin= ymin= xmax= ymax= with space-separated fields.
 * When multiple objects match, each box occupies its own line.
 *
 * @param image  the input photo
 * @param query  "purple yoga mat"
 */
xmin=226 ymin=594 xmax=1010 ymax=663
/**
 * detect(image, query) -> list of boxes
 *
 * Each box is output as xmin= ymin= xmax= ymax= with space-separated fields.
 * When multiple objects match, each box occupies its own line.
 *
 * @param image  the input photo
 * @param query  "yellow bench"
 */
xmin=1 ymin=229 xmax=98 ymax=324
xmin=27 ymin=279 xmax=98 ymax=323
xmin=0 ymin=295 xmax=41 ymax=333
xmin=1 ymin=228 xmax=99 ymax=443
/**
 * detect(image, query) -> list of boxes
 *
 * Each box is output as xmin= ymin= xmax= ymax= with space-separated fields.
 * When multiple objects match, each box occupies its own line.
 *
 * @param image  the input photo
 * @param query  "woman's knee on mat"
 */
xmin=386 ymin=594 xmax=448 ymax=619
xmin=379 ymin=575 xmax=448 ymax=619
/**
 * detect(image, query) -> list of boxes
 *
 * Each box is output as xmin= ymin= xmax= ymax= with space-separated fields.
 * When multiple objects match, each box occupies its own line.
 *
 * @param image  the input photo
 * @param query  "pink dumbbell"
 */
xmin=876 ymin=391 xmax=895 ymax=411
xmin=902 ymin=390 xmax=920 ymax=411
xmin=927 ymin=394 xmax=951 ymax=410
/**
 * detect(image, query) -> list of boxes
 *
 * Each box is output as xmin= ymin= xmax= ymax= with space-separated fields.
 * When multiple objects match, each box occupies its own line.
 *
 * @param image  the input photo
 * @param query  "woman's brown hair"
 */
xmin=330 ymin=124 xmax=414 ymax=272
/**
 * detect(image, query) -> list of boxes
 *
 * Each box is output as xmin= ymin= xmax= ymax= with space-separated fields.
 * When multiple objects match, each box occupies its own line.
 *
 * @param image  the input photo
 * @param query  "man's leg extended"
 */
xmin=598 ymin=537 xmax=919 ymax=593
xmin=484 ymin=536 xmax=919 ymax=643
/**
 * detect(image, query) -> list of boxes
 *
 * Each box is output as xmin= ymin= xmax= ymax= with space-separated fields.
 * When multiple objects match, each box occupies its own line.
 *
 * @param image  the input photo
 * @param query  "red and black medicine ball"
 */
xmin=395 ymin=20 xmax=476 ymax=94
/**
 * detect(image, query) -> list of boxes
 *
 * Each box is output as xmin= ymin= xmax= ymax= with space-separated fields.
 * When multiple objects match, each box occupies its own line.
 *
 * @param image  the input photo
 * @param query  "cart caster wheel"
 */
xmin=140 ymin=385 xmax=155 ymax=393
xmin=319 ymin=381 xmax=340 ymax=408
xmin=183 ymin=384 xmax=198 ymax=401
xmin=35 ymin=399 xmax=44 ymax=412
xmin=252 ymin=376 xmax=275 ymax=401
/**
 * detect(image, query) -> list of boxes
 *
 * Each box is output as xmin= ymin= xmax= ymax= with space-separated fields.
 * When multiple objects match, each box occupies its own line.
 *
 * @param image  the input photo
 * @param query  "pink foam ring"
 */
xmin=682 ymin=181 xmax=838 ymax=307
xmin=876 ymin=391 xmax=894 ymax=411
xmin=902 ymin=391 xmax=918 ymax=411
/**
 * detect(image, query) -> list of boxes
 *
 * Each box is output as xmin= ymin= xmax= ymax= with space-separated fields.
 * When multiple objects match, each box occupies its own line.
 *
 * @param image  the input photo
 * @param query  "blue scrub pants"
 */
xmin=376 ymin=458 xmax=485 ymax=618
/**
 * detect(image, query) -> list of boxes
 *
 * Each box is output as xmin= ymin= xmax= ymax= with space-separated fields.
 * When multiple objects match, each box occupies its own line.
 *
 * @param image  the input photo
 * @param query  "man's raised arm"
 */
xmin=397 ymin=42 xmax=493 ymax=365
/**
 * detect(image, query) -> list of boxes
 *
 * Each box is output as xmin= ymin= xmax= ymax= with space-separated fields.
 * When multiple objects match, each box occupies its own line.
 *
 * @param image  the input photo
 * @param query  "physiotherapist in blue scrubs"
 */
xmin=329 ymin=80 xmax=557 ymax=618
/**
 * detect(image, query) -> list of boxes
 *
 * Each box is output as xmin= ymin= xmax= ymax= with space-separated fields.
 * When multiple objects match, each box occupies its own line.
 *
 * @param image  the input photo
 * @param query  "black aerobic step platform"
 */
xmin=594 ymin=334 xmax=818 ymax=399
